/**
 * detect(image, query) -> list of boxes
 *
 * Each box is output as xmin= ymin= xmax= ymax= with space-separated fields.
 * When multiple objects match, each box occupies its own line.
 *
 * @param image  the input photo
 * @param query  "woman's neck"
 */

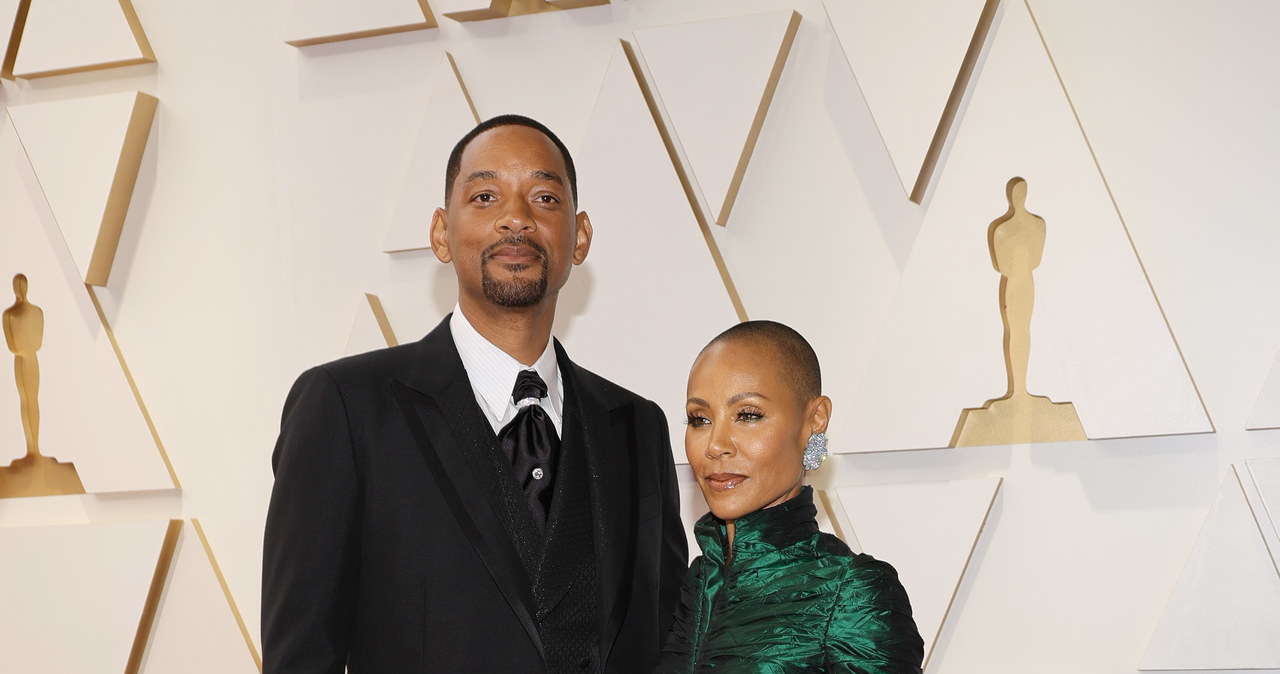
xmin=725 ymin=520 xmax=736 ymax=563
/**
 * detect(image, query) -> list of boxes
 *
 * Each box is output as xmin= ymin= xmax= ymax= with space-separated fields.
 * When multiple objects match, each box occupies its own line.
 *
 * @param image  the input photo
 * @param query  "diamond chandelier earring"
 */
xmin=802 ymin=432 xmax=828 ymax=471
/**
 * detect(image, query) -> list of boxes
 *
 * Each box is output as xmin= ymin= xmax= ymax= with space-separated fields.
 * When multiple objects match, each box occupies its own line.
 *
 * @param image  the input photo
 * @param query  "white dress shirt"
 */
xmin=449 ymin=305 xmax=564 ymax=436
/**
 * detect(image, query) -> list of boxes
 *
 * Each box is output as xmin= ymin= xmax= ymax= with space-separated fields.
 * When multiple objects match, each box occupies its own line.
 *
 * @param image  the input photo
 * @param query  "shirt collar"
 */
xmin=449 ymin=304 xmax=563 ymax=422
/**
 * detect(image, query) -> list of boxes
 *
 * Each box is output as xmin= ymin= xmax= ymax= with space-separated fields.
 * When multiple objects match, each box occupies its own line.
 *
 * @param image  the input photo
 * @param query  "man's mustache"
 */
xmin=482 ymin=236 xmax=548 ymax=261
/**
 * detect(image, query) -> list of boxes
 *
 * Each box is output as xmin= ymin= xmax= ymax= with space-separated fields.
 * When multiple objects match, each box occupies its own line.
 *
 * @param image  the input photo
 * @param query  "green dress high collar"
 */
xmin=657 ymin=487 xmax=924 ymax=673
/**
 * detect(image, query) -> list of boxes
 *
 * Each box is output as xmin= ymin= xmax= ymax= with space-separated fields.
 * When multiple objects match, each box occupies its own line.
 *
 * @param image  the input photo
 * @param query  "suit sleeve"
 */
xmin=651 ymin=401 xmax=689 ymax=643
xmin=262 ymin=367 xmax=362 ymax=674
xmin=824 ymin=559 xmax=925 ymax=674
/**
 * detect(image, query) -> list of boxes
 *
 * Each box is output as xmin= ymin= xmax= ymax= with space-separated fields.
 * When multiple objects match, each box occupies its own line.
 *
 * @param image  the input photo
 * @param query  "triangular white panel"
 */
xmin=1141 ymin=469 xmax=1280 ymax=670
xmin=633 ymin=9 xmax=800 ymax=225
xmin=835 ymin=478 xmax=1001 ymax=668
xmin=11 ymin=0 xmax=152 ymax=78
xmin=143 ymin=522 xmax=260 ymax=674
xmin=846 ymin=0 xmax=1209 ymax=451
xmin=9 ymin=91 xmax=158 ymax=286
xmin=345 ymin=293 xmax=397 ymax=356
xmin=383 ymin=53 xmax=479 ymax=254
xmin=1247 ymin=458 xmax=1280 ymax=544
xmin=284 ymin=0 xmax=436 ymax=47
xmin=558 ymin=42 xmax=740 ymax=461
xmin=1247 ymin=352 xmax=1280 ymax=429
xmin=0 ymin=119 xmax=173 ymax=492
xmin=0 ymin=520 xmax=173 ymax=672
xmin=823 ymin=0 xmax=994 ymax=199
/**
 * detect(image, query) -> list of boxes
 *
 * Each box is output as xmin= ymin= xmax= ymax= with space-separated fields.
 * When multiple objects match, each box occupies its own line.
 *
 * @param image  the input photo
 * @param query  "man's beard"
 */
xmin=481 ymin=238 xmax=550 ymax=308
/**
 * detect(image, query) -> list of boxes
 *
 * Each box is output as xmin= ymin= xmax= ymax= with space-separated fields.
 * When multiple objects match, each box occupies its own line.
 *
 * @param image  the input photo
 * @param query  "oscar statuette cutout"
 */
xmin=0 ymin=273 xmax=85 ymax=497
xmin=951 ymin=178 xmax=1087 ymax=447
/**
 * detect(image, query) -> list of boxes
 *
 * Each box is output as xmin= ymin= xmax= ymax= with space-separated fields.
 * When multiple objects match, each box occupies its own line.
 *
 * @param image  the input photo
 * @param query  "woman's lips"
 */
xmin=706 ymin=473 xmax=747 ymax=490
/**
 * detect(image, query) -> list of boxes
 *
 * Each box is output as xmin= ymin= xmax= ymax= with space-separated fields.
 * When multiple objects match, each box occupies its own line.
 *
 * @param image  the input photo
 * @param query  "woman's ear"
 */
xmin=808 ymin=395 xmax=832 ymax=435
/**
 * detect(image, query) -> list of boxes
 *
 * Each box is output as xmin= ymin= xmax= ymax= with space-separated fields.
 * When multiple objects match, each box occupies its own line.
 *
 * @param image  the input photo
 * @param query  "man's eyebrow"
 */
xmin=463 ymin=170 xmax=498 ymax=184
xmin=532 ymin=170 xmax=567 ymax=188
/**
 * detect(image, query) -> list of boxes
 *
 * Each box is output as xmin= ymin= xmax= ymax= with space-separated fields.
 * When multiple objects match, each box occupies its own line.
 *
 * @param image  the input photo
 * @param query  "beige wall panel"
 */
xmin=11 ymin=0 xmax=152 ymax=78
xmin=383 ymin=53 xmax=479 ymax=254
xmin=0 ymin=519 xmax=173 ymax=673
xmin=557 ymin=43 xmax=740 ymax=461
xmin=823 ymin=0 xmax=993 ymax=201
xmin=0 ymin=120 xmax=172 ymax=493
xmin=142 ymin=522 xmax=260 ymax=674
xmin=345 ymin=293 xmax=397 ymax=356
xmin=0 ymin=0 xmax=22 ymax=77
xmin=1247 ymin=353 xmax=1280 ymax=430
xmin=284 ymin=0 xmax=436 ymax=47
xmin=1248 ymin=458 xmax=1280 ymax=544
xmin=1141 ymin=467 xmax=1280 ymax=670
xmin=8 ymin=91 xmax=157 ymax=287
xmin=845 ymin=0 xmax=1209 ymax=452
xmin=835 ymin=478 xmax=1001 ymax=670
xmin=633 ymin=9 xmax=799 ymax=226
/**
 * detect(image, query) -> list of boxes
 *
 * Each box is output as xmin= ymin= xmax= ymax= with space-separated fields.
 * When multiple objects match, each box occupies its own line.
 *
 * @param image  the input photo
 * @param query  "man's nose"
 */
xmin=496 ymin=198 xmax=535 ymax=234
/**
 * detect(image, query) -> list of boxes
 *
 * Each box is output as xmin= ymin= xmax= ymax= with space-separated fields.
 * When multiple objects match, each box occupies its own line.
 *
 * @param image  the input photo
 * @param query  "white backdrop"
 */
xmin=2 ymin=1 xmax=1280 ymax=672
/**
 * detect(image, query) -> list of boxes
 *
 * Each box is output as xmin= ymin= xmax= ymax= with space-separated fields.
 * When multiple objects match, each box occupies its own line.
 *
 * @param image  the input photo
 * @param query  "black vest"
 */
xmin=462 ymin=386 xmax=601 ymax=673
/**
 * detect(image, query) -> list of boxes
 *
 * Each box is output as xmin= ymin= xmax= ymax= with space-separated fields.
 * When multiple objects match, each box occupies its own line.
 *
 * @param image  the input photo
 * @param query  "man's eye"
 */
xmin=473 ymin=193 xmax=495 ymax=203
xmin=535 ymin=194 xmax=559 ymax=204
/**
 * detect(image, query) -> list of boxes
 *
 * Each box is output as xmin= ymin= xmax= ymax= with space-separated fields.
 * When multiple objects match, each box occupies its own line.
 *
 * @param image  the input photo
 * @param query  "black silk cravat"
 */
xmin=498 ymin=369 xmax=560 ymax=531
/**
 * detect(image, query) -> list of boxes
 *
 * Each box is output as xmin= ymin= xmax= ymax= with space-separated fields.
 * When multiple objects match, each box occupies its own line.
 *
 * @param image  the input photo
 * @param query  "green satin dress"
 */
xmin=656 ymin=487 xmax=924 ymax=673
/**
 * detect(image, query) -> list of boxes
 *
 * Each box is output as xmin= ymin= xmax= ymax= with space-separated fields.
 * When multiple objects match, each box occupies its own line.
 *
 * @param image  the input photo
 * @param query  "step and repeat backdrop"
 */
xmin=2 ymin=0 xmax=1279 ymax=672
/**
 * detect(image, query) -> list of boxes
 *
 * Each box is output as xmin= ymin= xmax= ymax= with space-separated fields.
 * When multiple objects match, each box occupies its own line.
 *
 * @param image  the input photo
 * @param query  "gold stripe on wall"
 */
xmin=126 ymin=519 xmax=182 ymax=674
xmin=620 ymin=39 xmax=749 ymax=323
xmin=193 ymin=519 xmax=263 ymax=672
xmin=910 ymin=0 xmax=1002 ymax=204
xmin=88 ymin=285 xmax=181 ymax=489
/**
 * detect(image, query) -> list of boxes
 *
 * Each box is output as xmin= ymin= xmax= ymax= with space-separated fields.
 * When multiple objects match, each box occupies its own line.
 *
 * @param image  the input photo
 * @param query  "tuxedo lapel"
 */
xmin=556 ymin=342 xmax=638 ymax=666
xmin=392 ymin=317 xmax=544 ymax=661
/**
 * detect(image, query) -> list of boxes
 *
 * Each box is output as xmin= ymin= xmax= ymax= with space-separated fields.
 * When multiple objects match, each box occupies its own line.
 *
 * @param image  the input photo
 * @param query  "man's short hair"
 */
xmin=444 ymin=114 xmax=578 ymax=207
xmin=707 ymin=320 xmax=822 ymax=401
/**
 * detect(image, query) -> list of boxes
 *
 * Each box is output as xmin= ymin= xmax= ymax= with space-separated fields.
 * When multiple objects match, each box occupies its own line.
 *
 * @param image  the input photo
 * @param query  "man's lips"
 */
xmin=487 ymin=245 xmax=541 ymax=264
xmin=705 ymin=473 xmax=747 ymax=490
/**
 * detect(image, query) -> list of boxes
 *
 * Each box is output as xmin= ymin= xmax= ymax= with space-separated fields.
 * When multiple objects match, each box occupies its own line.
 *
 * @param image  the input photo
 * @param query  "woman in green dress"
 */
xmin=657 ymin=321 xmax=924 ymax=673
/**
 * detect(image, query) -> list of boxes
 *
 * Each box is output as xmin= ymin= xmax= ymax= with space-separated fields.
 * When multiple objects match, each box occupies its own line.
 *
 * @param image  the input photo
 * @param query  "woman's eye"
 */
xmin=736 ymin=410 xmax=762 ymax=422
xmin=685 ymin=414 xmax=709 ymax=428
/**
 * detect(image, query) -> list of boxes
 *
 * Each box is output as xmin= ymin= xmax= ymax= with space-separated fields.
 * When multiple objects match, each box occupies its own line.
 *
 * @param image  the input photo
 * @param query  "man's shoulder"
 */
xmin=309 ymin=341 xmax=421 ymax=377
xmin=563 ymin=356 xmax=660 ymax=415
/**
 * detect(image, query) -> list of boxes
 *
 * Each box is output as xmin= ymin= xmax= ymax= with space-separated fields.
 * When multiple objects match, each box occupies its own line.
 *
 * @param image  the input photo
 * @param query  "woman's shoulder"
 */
xmin=812 ymin=533 xmax=911 ymax=595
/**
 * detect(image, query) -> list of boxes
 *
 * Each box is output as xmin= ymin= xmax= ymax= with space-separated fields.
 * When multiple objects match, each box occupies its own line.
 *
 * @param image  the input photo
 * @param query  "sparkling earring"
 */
xmin=802 ymin=432 xmax=828 ymax=471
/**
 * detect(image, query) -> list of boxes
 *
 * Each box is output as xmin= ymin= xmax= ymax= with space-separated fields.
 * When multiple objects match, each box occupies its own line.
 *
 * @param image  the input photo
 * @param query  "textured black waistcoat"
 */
xmin=456 ymin=386 xmax=600 ymax=673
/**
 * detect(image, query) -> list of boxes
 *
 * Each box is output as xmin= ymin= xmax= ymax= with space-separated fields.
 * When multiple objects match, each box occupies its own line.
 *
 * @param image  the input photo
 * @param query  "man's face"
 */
xmin=431 ymin=125 xmax=591 ymax=311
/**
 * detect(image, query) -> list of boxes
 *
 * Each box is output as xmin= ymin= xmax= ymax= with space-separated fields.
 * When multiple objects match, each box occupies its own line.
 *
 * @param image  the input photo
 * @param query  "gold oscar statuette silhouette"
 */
xmin=950 ymin=178 xmax=1087 ymax=447
xmin=0 ymin=273 xmax=85 ymax=497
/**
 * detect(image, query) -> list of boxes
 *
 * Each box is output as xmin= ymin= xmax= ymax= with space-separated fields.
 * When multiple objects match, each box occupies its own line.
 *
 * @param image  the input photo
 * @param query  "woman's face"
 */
xmin=684 ymin=339 xmax=828 ymax=522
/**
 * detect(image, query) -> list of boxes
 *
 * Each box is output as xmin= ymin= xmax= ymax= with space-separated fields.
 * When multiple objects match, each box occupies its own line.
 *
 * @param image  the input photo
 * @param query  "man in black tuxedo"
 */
xmin=262 ymin=115 xmax=688 ymax=673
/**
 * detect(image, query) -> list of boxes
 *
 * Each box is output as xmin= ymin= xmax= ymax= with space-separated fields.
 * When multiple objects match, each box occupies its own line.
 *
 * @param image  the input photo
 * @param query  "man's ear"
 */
xmin=430 ymin=207 xmax=452 ymax=263
xmin=572 ymin=211 xmax=593 ymax=265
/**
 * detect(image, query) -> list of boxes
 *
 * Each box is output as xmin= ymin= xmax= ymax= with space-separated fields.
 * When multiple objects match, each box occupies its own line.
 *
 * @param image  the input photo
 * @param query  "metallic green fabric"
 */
xmin=656 ymin=488 xmax=923 ymax=673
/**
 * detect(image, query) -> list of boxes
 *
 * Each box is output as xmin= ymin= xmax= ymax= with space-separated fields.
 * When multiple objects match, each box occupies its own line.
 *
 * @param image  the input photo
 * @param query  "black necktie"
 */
xmin=498 ymin=370 xmax=560 ymax=531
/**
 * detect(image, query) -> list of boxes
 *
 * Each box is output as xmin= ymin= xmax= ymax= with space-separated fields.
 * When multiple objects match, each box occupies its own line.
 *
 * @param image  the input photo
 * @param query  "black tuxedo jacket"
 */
xmin=262 ymin=317 xmax=687 ymax=673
